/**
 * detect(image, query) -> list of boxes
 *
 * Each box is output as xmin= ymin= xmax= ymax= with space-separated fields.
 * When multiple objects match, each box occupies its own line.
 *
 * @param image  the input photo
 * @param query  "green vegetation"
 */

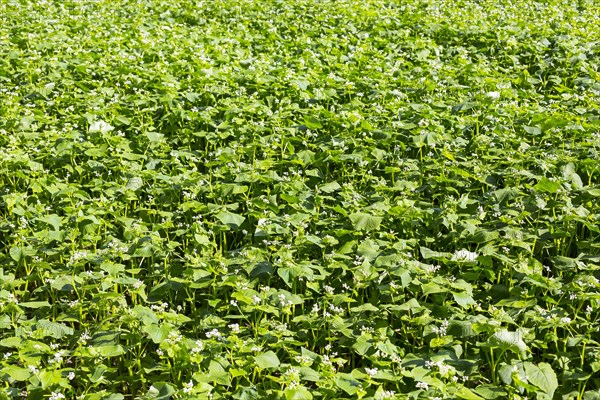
xmin=1 ymin=0 xmax=600 ymax=398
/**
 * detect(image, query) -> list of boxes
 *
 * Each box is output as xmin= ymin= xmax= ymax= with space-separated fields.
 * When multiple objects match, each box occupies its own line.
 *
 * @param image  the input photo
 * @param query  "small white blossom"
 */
xmin=79 ymin=331 xmax=91 ymax=344
xmin=206 ymin=329 xmax=221 ymax=339
xmin=191 ymin=340 xmax=204 ymax=354
xmin=183 ymin=380 xmax=194 ymax=393
xmin=452 ymin=249 xmax=478 ymax=262
xmin=375 ymin=390 xmax=395 ymax=400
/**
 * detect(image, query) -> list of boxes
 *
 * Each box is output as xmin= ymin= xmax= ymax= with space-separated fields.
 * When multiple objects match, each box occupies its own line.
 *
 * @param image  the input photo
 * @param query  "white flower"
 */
xmin=79 ymin=331 xmax=91 ymax=344
xmin=49 ymin=393 xmax=66 ymax=400
xmin=166 ymin=331 xmax=182 ymax=344
xmin=190 ymin=345 xmax=203 ymax=355
xmin=228 ymin=323 xmax=240 ymax=333
xmin=560 ymin=317 xmax=572 ymax=324
xmin=49 ymin=351 xmax=64 ymax=364
xmin=487 ymin=91 xmax=500 ymax=99
xmin=416 ymin=381 xmax=429 ymax=390
xmin=432 ymin=319 xmax=449 ymax=336
xmin=183 ymin=380 xmax=194 ymax=393
xmin=452 ymin=249 xmax=478 ymax=262
xmin=375 ymin=390 xmax=395 ymax=400
xmin=365 ymin=367 xmax=378 ymax=378
xmin=68 ymin=372 xmax=75 ymax=380
xmin=206 ymin=329 xmax=221 ymax=339
xmin=425 ymin=264 xmax=441 ymax=273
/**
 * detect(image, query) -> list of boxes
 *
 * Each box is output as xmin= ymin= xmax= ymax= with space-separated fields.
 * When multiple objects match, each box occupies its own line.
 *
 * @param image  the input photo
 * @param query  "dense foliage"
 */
xmin=1 ymin=0 xmax=600 ymax=398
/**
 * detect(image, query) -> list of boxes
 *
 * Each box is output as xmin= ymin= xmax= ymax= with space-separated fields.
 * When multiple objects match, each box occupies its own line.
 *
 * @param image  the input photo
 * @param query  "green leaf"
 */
xmin=352 ymin=335 xmax=373 ymax=356
xmin=304 ymin=116 xmax=322 ymax=129
xmin=39 ymin=214 xmax=62 ymax=231
xmin=102 ymin=395 xmax=125 ymax=400
xmin=90 ymin=365 xmax=108 ymax=383
xmin=320 ymin=181 xmax=342 ymax=193
xmin=534 ymin=177 xmax=561 ymax=193
xmin=421 ymin=282 xmax=447 ymax=295
xmin=35 ymin=319 xmax=74 ymax=339
xmin=350 ymin=303 xmax=379 ymax=312
xmin=470 ymin=229 xmax=499 ymax=244
xmin=349 ymin=212 xmax=382 ymax=231
xmin=143 ymin=323 xmax=171 ymax=344
xmin=285 ymin=386 xmax=313 ymax=400
xmin=448 ymin=321 xmax=476 ymax=338
xmin=19 ymin=301 xmax=51 ymax=309
xmin=125 ymin=177 xmax=143 ymax=191
xmin=216 ymin=211 xmax=246 ymax=230
xmin=493 ymin=187 xmax=519 ymax=204
xmin=394 ymin=298 xmax=421 ymax=312
xmin=208 ymin=360 xmax=230 ymax=385
xmin=1 ymin=365 xmax=31 ymax=381
xmin=456 ymin=387 xmax=485 ymax=400
xmin=472 ymin=385 xmax=507 ymax=399
xmin=523 ymin=125 xmax=541 ymax=135
xmin=9 ymin=247 xmax=23 ymax=262
xmin=298 ymin=366 xmax=321 ymax=382
xmin=487 ymin=330 xmax=528 ymax=354
xmin=0 ymin=315 xmax=10 ymax=330
xmin=93 ymin=344 xmax=126 ymax=358
xmin=293 ymin=79 xmax=310 ymax=90
xmin=39 ymin=369 xmax=63 ymax=389
xmin=335 ymin=373 xmax=362 ymax=395
xmin=254 ymin=350 xmax=280 ymax=369
xmin=453 ymin=292 xmax=476 ymax=308
xmin=143 ymin=382 xmax=176 ymax=400
xmin=145 ymin=131 xmax=164 ymax=143
xmin=420 ymin=246 xmax=450 ymax=260
xmin=523 ymin=362 xmax=558 ymax=397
